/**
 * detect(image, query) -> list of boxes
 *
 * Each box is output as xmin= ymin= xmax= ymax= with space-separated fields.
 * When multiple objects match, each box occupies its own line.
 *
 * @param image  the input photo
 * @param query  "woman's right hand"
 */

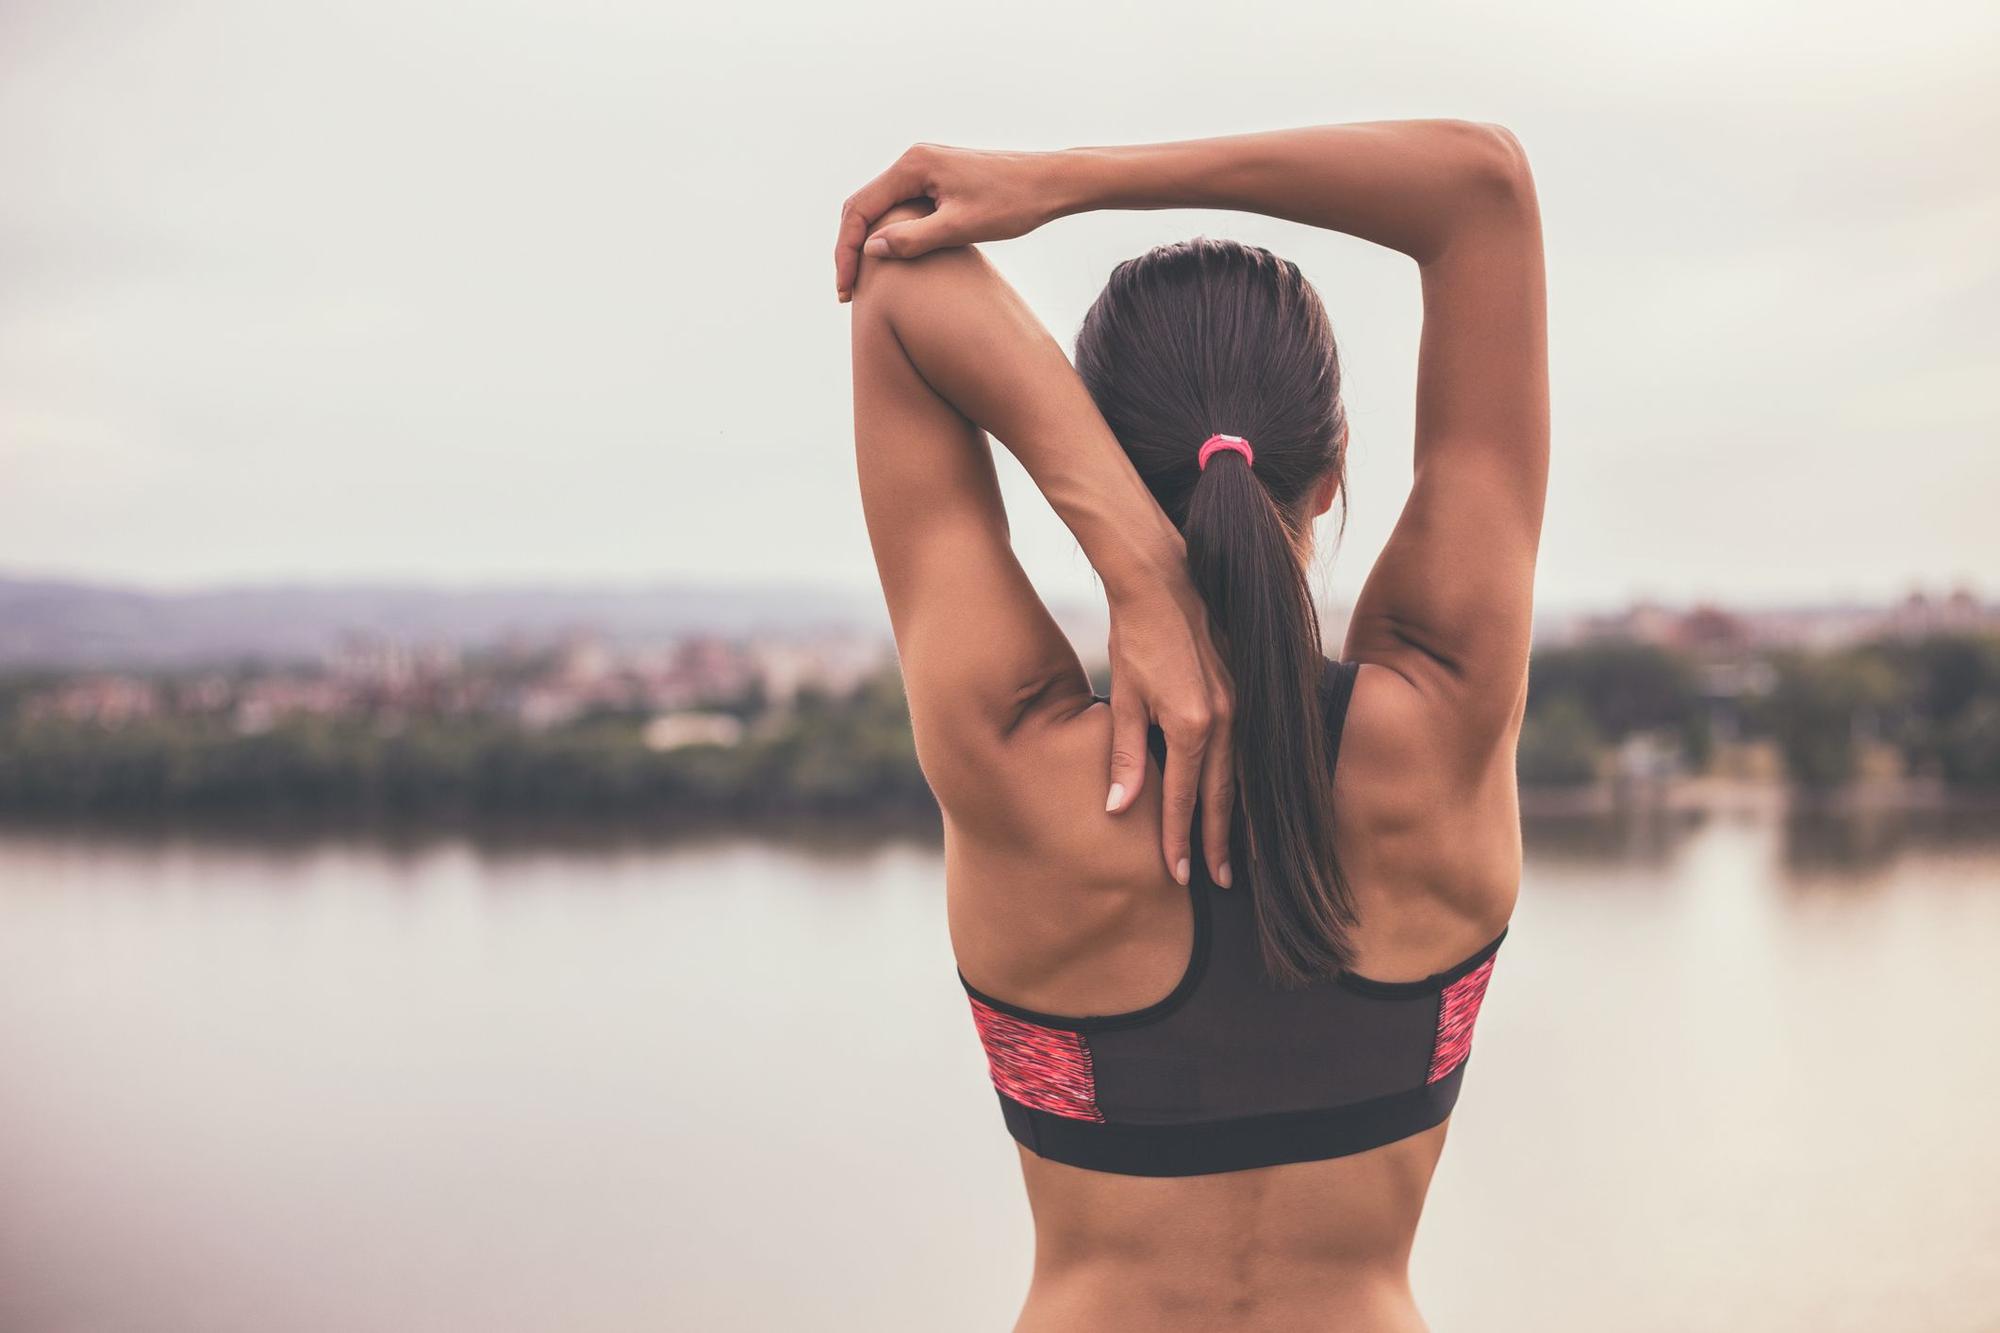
xmin=1103 ymin=569 xmax=1239 ymax=889
xmin=834 ymin=144 xmax=1070 ymax=302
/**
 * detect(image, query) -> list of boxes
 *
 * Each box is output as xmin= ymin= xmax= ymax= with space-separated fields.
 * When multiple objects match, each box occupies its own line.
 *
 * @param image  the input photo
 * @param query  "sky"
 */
xmin=1 ymin=0 xmax=1996 ymax=614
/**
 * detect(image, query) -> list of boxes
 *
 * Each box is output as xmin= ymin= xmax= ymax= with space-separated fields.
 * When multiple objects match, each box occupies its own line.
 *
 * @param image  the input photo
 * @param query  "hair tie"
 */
xmin=1197 ymin=434 xmax=1254 ymax=470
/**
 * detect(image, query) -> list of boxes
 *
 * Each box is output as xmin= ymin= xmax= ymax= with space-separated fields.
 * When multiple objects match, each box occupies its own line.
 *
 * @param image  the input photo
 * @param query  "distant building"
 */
xmin=749 ymin=633 xmax=892 ymax=706
xmin=554 ymin=635 xmax=614 ymax=688
xmin=514 ymin=686 xmax=586 ymax=731
xmin=1884 ymin=586 xmax=1990 ymax=639
xmin=642 ymin=712 xmax=746 ymax=752
xmin=27 ymin=675 xmax=159 ymax=726
xmin=1545 ymin=585 xmax=1996 ymax=653
xmin=233 ymin=677 xmax=349 ymax=732
xmin=329 ymin=636 xmax=460 ymax=688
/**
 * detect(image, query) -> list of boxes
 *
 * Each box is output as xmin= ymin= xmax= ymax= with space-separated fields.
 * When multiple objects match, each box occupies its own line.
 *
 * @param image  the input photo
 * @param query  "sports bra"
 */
xmin=959 ymin=658 xmax=1507 ymax=1177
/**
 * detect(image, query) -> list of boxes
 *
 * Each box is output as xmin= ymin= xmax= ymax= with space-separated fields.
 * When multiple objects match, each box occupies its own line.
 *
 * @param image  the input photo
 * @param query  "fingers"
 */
xmin=1158 ymin=729 xmax=1205 ymax=887
xmin=861 ymin=212 xmax=957 ymax=263
xmin=834 ymin=153 xmax=930 ymax=301
xmin=1105 ymin=688 xmax=1148 ymax=815
xmin=1199 ymin=706 xmax=1236 ymax=889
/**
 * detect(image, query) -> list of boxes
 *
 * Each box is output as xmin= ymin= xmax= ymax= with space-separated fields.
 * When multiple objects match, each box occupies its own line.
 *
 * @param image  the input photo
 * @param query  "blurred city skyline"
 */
xmin=3 ymin=569 xmax=1993 ymax=671
xmin=2 ymin=0 xmax=1996 ymax=611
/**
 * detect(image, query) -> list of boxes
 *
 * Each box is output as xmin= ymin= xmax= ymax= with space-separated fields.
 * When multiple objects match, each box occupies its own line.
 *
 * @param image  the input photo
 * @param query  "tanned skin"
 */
xmin=839 ymin=121 xmax=1547 ymax=1331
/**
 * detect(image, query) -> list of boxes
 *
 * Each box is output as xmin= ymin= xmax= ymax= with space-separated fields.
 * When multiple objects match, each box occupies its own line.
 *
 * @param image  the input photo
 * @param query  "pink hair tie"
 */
xmin=1197 ymin=434 xmax=1254 ymax=470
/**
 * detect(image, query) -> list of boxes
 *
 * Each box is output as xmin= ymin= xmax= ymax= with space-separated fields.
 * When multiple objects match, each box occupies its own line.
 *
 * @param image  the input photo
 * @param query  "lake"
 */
xmin=2 ymin=808 xmax=1997 ymax=1332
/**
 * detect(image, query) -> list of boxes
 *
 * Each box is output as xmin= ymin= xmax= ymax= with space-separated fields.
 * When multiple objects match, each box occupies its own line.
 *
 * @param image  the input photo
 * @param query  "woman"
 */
xmin=835 ymin=121 xmax=1545 ymax=1331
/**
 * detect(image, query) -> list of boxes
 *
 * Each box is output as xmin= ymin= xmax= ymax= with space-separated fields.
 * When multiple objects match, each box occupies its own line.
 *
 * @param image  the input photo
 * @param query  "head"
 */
xmin=1075 ymin=237 xmax=1354 ymax=982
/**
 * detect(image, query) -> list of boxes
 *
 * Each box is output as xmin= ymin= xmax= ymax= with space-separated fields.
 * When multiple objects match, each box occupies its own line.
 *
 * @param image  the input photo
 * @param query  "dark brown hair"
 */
xmin=1075 ymin=237 xmax=1355 ymax=982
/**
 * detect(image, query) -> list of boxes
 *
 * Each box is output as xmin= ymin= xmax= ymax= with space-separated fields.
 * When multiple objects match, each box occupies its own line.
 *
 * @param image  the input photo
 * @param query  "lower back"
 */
xmin=1012 ymin=1125 xmax=1449 ymax=1332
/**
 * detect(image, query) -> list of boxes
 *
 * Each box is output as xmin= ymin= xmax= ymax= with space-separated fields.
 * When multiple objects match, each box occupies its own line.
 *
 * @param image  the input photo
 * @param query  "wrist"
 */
xmin=1045 ymin=142 xmax=1198 ymax=218
xmin=1041 ymin=147 xmax=1119 ymax=221
xmin=1096 ymin=512 xmax=1191 ymax=604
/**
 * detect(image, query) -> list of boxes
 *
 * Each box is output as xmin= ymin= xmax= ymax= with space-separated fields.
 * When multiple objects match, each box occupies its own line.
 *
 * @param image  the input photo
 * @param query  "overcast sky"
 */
xmin=2 ymin=0 xmax=1995 ymax=612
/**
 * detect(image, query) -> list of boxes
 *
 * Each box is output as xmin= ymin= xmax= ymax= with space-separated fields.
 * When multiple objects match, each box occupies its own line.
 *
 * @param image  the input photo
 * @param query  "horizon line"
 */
xmin=0 ymin=566 xmax=1989 ymax=617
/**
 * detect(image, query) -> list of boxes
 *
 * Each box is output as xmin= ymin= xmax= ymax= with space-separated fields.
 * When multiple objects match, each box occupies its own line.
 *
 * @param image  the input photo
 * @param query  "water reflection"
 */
xmin=0 ymin=808 xmax=1995 ymax=1333
xmin=1779 ymin=803 xmax=2000 ymax=878
xmin=1519 ymin=805 xmax=1708 ymax=866
xmin=15 ymin=797 xmax=1992 ymax=879
xmin=0 ymin=808 xmax=945 ymax=862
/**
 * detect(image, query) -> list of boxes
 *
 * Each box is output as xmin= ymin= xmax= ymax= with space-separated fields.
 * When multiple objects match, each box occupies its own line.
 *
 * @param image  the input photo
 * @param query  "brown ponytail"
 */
xmin=1076 ymin=237 xmax=1356 ymax=982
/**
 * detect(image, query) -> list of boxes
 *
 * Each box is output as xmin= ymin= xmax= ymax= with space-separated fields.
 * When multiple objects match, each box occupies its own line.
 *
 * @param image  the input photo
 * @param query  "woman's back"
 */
xmin=944 ymin=663 xmax=1520 ymax=1329
xmin=839 ymin=118 xmax=1545 ymax=1328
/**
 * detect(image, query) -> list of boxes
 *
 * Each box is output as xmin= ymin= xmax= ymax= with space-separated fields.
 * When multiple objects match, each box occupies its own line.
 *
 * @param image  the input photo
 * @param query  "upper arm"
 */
xmin=1344 ymin=126 xmax=1548 ymax=760
xmin=848 ymin=219 xmax=1093 ymax=823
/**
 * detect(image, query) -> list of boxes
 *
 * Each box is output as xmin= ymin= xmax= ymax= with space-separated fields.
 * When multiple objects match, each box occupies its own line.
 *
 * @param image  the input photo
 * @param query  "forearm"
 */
xmin=1048 ymin=120 xmax=1533 ymax=266
xmin=858 ymin=238 xmax=1186 ymax=600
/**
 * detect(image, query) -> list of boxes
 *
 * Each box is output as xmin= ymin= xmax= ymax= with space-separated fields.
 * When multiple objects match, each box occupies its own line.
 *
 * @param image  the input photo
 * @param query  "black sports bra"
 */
xmin=959 ymin=658 xmax=1506 ymax=1177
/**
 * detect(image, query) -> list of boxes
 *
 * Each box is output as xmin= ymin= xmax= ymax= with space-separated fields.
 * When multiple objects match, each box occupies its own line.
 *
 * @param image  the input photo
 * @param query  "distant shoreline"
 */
xmin=0 ymin=805 xmax=948 ymax=854
xmin=1517 ymin=775 xmax=2000 ymax=819
xmin=6 ymin=780 xmax=1997 ymax=857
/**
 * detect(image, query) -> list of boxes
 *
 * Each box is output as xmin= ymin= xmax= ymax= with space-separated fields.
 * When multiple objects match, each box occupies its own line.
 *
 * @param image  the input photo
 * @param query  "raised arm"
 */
xmin=838 ymin=122 xmax=1547 ymax=767
xmin=848 ymin=207 xmax=1238 ymax=885
xmin=1061 ymin=124 xmax=1546 ymax=742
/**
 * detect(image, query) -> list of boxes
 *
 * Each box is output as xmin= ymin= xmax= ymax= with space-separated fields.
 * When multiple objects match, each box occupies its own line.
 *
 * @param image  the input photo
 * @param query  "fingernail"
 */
xmin=864 ymin=237 xmax=889 ymax=258
xmin=1105 ymin=783 xmax=1126 ymax=813
xmin=1174 ymin=858 xmax=1190 ymax=886
xmin=1215 ymin=863 xmax=1232 ymax=889
xmin=837 ymin=289 xmax=850 ymax=302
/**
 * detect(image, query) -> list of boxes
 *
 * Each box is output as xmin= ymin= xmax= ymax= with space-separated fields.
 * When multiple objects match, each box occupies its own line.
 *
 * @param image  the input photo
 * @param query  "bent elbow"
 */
xmin=851 ymin=201 xmax=981 ymax=311
xmin=1422 ymin=119 xmax=1534 ymax=208
xmin=1467 ymin=122 xmax=1535 ymax=209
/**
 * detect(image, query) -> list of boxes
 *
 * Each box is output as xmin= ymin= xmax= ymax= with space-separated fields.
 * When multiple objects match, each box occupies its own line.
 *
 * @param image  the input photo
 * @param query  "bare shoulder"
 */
xmin=947 ymin=694 xmax=1170 ymax=885
xmin=940 ymin=696 xmax=1197 ymax=1017
xmin=1336 ymin=662 xmax=1523 ymax=926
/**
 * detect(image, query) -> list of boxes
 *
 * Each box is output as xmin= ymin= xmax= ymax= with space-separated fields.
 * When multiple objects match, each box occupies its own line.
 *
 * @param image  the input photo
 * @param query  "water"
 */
xmin=1 ymin=810 xmax=1997 ymax=1333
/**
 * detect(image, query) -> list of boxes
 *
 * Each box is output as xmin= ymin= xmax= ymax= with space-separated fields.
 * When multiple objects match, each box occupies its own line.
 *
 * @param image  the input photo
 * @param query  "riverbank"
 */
xmin=1517 ymin=772 xmax=2000 ymax=818
xmin=7 ymin=775 xmax=1995 ymax=864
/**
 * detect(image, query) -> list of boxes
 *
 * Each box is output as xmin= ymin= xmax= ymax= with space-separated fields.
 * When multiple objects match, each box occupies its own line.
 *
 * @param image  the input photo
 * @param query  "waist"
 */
xmin=1014 ymin=1119 xmax=1451 ymax=1283
xmin=1016 ymin=1173 xmax=1434 ymax=1333
xmin=1017 ymin=1269 xmax=1425 ymax=1333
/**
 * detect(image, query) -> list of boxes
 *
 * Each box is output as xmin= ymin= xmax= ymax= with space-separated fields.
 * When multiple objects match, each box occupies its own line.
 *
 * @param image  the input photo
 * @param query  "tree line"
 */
xmin=2 ymin=633 xmax=1996 ymax=819
xmin=1519 ymin=633 xmax=2000 ymax=791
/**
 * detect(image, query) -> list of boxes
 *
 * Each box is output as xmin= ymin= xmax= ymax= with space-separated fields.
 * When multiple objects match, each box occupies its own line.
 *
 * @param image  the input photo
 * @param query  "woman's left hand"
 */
xmin=834 ymin=144 xmax=1067 ymax=301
